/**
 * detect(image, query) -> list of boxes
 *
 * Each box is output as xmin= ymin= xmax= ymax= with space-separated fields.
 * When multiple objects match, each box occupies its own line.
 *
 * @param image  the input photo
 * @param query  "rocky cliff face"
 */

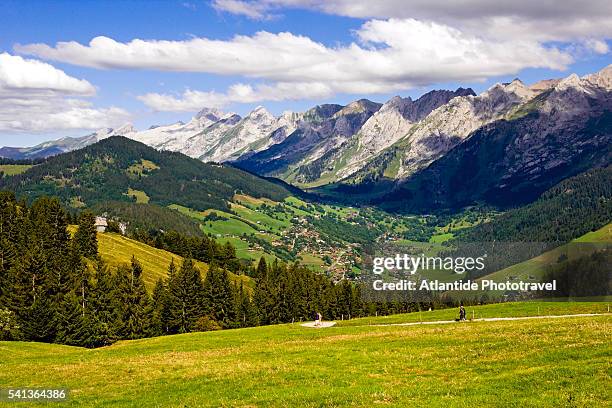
xmin=367 ymin=65 xmax=612 ymax=211
xmin=233 ymin=99 xmax=381 ymax=178
xmin=199 ymin=106 xmax=291 ymax=162
xmin=328 ymin=88 xmax=477 ymax=183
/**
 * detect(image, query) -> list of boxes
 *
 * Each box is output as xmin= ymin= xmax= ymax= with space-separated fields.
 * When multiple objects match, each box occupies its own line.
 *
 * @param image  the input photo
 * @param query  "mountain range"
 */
xmin=3 ymin=64 xmax=611 ymax=212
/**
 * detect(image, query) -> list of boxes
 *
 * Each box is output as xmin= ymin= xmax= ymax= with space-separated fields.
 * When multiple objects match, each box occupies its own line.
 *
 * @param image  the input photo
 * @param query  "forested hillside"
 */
xmin=373 ymin=109 xmax=612 ymax=212
xmin=0 ymin=136 xmax=292 ymax=212
xmin=457 ymin=166 xmax=612 ymax=243
xmin=0 ymin=193 xmax=436 ymax=347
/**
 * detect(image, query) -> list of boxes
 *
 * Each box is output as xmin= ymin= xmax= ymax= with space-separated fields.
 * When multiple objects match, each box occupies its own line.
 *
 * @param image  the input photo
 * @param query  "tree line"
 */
xmin=0 ymin=192 xmax=437 ymax=347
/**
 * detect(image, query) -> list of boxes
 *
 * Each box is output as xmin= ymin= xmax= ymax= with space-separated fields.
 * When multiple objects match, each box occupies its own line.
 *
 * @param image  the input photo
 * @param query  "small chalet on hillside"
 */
xmin=95 ymin=217 xmax=108 ymax=233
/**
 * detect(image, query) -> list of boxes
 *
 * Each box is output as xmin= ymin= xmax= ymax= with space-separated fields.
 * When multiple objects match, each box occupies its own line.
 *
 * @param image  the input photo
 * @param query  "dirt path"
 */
xmin=300 ymin=313 xmax=609 ymax=329
xmin=301 ymin=321 xmax=337 ymax=328
xmin=371 ymin=313 xmax=609 ymax=327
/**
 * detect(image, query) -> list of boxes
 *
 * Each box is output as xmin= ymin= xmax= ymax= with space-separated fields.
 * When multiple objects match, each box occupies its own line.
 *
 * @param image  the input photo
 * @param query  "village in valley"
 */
xmin=91 ymin=191 xmax=484 ymax=282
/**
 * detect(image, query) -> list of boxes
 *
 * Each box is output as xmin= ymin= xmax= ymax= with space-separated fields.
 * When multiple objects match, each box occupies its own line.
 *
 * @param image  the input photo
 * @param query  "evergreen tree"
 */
xmin=255 ymin=256 xmax=267 ymax=279
xmin=23 ymin=296 xmax=57 ymax=342
xmin=167 ymin=259 xmax=203 ymax=333
xmin=0 ymin=192 xmax=25 ymax=304
xmin=235 ymin=282 xmax=257 ymax=328
xmin=55 ymin=292 xmax=90 ymax=347
xmin=88 ymin=261 xmax=115 ymax=347
xmin=5 ymin=246 xmax=57 ymax=342
xmin=73 ymin=211 xmax=98 ymax=259
xmin=147 ymin=278 xmax=167 ymax=337
xmin=162 ymin=259 xmax=179 ymax=334
xmin=111 ymin=257 xmax=150 ymax=339
xmin=253 ymin=258 xmax=275 ymax=325
xmin=203 ymin=266 xmax=236 ymax=328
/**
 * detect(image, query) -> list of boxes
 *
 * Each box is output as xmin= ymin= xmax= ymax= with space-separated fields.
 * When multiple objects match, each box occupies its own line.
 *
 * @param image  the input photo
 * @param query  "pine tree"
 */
xmin=202 ymin=265 xmax=237 ymax=328
xmin=111 ymin=257 xmax=150 ymax=339
xmin=73 ymin=211 xmax=98 ymax=259
xmin=55 ymin=292 xmax=90 ymax=347
xmin=167 ymin=258 xmax=203 ymax=333
xmin=253 ymin=258 xmax=275 ymax=325
xmin=0 ymin=192 xmax=25 ymax=304
xmin=197 ymin=237 xmax=215 ymax=263
xmin=88 ymin=261 xmax=116 ymax=347
xmin=255 ymin=256 xmax=267 ymax=279
xmin=147 ymin=278 xmax=167 ymax=337
xmin=235 ymin=282 xmax=257 ymax=328
xmin=163 ymin=259 xmax=179 ymax=334
xmin=6 ymin=245 xmax=57 ymax=342
xmin=23 ymin=296 xmax=57 ymax=342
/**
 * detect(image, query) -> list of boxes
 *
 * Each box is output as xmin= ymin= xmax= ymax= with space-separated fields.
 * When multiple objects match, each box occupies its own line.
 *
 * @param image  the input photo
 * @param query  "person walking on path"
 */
xmin=459 ymin=304 xmax=466 ymax=321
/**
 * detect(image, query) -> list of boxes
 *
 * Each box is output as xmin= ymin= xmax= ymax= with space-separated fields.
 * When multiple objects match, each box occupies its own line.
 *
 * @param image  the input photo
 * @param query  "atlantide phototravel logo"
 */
xmin=358 ymin=241 xmax=586 ymax=303
xmin=361 ymin=240 xmax=611 ymax=302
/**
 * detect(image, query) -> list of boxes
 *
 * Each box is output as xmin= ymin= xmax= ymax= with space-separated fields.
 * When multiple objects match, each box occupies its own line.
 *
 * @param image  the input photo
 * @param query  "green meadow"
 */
xmin=0 ymin=302 xmax=609 ymax=407
xmin=0 ymin=164 xmax=32 ymax=176
xmin=73 ymin=229 xmax=251 ymax=290
xmin=480 ymin=223 xmax=612 ymax=283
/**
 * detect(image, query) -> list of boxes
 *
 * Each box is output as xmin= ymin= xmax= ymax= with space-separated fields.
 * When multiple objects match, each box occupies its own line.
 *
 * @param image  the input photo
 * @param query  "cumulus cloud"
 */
xmin=0 ymin=53 xmax=129 ymax=133
xmin=212 ymin=0 xmax=271 ymax=19
xmin=17 ymin=18 xmax=574 ymax=111
xmin=138 ymin=82 xmax=334 ymax=111
xmin=0 ymin=52 xmax=95 ymax=96
xmin=212 ymin=0 xmax=612 ymax=43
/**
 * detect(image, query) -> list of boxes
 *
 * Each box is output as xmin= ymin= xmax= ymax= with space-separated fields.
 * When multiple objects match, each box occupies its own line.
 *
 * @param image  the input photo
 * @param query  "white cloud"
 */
xmin=212 ymin=0 xmax=271 ymax=19
xmin=0 ymin=53 xmax=130 ymax=133
xmin=17 ymin=19 xmax=574 ymax=111
xmin=212 ymin=0 xmax=612 ymax=43
xmin=0 ymin=52 xmax=95 ymax=96
xmin=138 ymin=82 xmax=334 ymax=111
xmin=585 ymin=39 xmax=610 ymax=54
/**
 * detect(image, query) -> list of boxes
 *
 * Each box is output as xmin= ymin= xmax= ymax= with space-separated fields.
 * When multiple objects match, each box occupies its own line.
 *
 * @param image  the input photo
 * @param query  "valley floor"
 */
xmin=0 ymin=302 xmax=610 ymax=407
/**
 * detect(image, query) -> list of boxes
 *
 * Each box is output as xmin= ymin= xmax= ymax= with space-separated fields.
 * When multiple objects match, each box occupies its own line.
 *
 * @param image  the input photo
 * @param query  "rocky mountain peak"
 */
xmin=503 ymin=78 xmax=535 ymax=100
xmin=398 ymin=88 xmax=476 ymax=122
xmin=555 ymin=73 xmax=583 ymax=91
xmin=113 ymin=123 xmax=137 ymax=135
xmin=304 ymin=104 xmax=344 ymax=123
xmin=529 ymin=79 xmax=561 ymax=93
xmin=333 ymin=99 xmax=382 ymax=118
xmin=190 ymin=107 xmax=226 ymax=129
xmin=584 ymin=63 xmax=612 ymax=90
xmin=91 ymin=128 xmax=114 ymax=139
xmin=247 ymin=105 xmax=274 ymax=120
xmin=194 ymin=107 xmax=223 ymax=120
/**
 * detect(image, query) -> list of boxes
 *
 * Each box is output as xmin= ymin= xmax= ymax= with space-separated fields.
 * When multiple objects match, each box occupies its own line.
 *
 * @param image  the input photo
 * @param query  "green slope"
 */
xmin=0 ymin=302 xmax=608 ymax=407
xmin=0 ymin=164 xmax=32 ymax=176
xmin=70 ymin=227 xmax=250 ymax=291
xmin=0 ymin=136 xmax=292 ymax=212
xmin=479 ymin=222 xmax=611 ymax=283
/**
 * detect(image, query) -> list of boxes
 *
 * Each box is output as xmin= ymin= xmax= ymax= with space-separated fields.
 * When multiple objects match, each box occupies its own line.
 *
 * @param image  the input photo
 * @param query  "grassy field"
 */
xmin=336 ymin=301 xmax=610 ymax=326
xmin=124 ymin=188 xmax=150 ymax=204
xmin=95 ymin=232 xmax=208 ymax=289
xmin=480 ymin=223 xmax=611 ymax=283
xmin=94 ymin=232 xmax=250 ymax=290
xmin=0 ymin=302 xmax=609 ymax=407
xmin=0 ymin=164 xmax=32 ymax=176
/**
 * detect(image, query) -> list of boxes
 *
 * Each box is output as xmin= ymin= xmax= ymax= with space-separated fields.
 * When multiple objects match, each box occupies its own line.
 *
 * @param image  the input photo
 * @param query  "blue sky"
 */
xmin=1 ymin=0 xmax=610 ymax=146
